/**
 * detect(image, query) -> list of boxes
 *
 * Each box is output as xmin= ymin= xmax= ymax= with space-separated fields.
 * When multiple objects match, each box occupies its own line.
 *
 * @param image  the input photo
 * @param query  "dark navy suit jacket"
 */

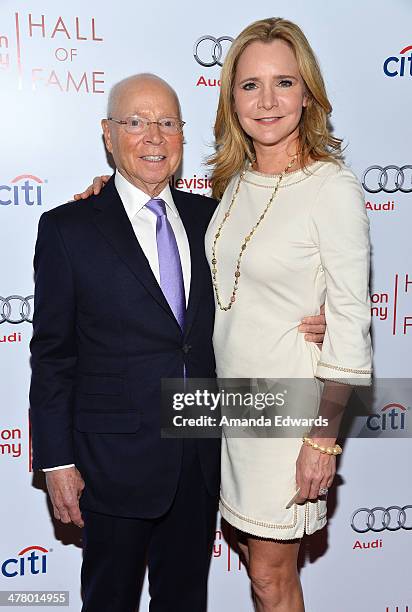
xmin=30 ymin=176 xmax=220 ymax=518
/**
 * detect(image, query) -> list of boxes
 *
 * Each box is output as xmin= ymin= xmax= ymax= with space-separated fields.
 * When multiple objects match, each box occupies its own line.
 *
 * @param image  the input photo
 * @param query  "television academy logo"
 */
xmin=383 ymin=45 xmax=412 ymax=77
xmin=1 ymin=13 xmax=105 ymax=93
xmin=351 ymin=506 xmax=412 ymax=533
xmin=1 ymin=546 xmax=49 ymax=578
xmin=0 ymin=427 xmax=22 ymax=458
xmin=0 ymin=175 xmax=46 ymax=206
xmin=170 ymin=174 xmax=212 ymax=193
xmin=366 ymin=403 xmax=408 ymax=432
xmin=370 ymin=273 xmax=412 ymax=335
xmin=214 ymin=529 xmax=242 ymax=572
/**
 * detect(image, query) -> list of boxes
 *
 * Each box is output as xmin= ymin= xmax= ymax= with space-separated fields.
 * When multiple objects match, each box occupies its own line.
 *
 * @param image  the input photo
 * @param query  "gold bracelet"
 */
xmin=302 ymin=437 xmax=342 ymax=456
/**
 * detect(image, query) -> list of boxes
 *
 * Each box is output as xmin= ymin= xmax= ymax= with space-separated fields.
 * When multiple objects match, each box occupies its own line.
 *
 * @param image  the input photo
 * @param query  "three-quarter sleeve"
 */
xmin=310 ymin=165 xmax=372 ymax=385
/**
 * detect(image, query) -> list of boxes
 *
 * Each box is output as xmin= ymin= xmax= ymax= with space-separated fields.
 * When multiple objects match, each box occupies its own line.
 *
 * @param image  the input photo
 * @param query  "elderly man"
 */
xmin=30 ymin=74 xmax=219 ymax=611
xmin=30 ymin=73 xmax=325 ymax=611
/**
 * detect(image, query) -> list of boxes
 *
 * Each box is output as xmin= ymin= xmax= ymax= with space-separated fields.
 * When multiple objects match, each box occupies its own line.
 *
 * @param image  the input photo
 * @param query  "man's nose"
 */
xmin=143 ymin=122 xmax=164 ymax=145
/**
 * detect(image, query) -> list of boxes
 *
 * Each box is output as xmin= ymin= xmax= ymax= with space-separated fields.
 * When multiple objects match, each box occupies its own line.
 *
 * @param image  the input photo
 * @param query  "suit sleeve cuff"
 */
xmin=42 ymin=464 xmax=75 ymax=472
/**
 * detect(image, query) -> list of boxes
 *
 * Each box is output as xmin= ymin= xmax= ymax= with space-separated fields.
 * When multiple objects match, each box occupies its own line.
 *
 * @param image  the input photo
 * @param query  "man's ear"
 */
xmin=101 ymin=119 xmax=113 ymax=154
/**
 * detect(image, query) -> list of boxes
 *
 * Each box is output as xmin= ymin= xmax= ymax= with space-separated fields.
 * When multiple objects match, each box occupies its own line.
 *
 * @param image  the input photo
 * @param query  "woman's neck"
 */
xmin=253 ymin=136 xmax=300 ymax=175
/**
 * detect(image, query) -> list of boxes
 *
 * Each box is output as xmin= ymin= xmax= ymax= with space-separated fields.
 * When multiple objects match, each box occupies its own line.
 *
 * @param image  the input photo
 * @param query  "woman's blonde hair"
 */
xmin=208 ymin=17 xmax=342 ymax=200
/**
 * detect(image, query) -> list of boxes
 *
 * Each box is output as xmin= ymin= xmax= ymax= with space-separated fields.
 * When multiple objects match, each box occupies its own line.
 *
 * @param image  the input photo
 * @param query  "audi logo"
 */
xmin=0 ymin=295 xmax=34 ymax=324
xmin=351 ymin=505 xmax=412 ymax=533
xmin=362 ymin=165 xmax=412 ymax=193
xmin=193 ymin=35 xmax=234 ymax=67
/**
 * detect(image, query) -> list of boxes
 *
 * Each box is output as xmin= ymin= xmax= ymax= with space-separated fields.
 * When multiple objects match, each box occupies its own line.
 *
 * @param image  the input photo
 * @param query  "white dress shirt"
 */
xmin=114 ymin=170 xmax=191 ymax=302
xmin=43 ymin=171 xmax=191 ymax=472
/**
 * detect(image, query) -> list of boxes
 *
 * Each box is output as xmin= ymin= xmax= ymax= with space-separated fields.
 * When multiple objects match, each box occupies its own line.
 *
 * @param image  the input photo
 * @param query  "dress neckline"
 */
xmin=243 ymin=160 xmax=326 ymax=189
xmin=247 ymin=160 xmax=322 ymax=179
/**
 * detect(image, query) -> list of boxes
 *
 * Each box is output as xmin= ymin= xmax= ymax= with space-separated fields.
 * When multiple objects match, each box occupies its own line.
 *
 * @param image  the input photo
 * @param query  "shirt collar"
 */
xmin=114 ymin=170 xmax=178 ymax=220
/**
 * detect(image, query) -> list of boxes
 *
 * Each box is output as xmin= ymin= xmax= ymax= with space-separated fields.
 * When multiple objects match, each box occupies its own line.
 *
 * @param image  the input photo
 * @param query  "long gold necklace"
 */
xmin=211 ymin=156 xmax=297 ymax=311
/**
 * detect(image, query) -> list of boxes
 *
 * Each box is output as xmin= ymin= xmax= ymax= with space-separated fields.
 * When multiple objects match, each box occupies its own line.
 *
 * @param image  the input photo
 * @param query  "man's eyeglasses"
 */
xmin=107 ymin=116 xmax=185 ymax=135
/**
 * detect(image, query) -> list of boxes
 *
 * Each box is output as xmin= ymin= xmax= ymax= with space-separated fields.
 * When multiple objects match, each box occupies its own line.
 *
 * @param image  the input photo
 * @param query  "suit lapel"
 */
xmin=92 ymin=177 xmax=178 ymax=325
xmin=172 ymin=188 xmax=203 ymax=339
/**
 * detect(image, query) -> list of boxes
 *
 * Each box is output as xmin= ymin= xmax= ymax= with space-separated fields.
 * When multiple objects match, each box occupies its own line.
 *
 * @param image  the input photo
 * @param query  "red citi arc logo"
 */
xmin=1 ymin=546 xmax=49 ymax=578
xmin=383 ymin=45 xmax=412 ymax=77
xmin=366 ymin=403 xmax=408 ymax=431
xmin=0 ymin=175 xmax=45 ymax=206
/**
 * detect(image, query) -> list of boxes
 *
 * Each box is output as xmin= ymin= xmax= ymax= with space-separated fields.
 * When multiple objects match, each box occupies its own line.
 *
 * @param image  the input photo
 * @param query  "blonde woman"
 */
xmin=204 ymin=17 xmax=372 ymax=611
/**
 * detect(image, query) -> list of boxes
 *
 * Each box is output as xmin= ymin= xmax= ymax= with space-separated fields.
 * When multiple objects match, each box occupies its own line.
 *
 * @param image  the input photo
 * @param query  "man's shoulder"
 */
xmin=41 ymin=180 xmax=114 ymax=227
xmin=38 ymin=198 xmax=94 ymax=236
xmin=172 ymin=188 xmax=217 ymax=219
xmin=44 ymin=175 xmax=116 ymax=221
xmin=45 ymin=197 xmax=92 ymax=218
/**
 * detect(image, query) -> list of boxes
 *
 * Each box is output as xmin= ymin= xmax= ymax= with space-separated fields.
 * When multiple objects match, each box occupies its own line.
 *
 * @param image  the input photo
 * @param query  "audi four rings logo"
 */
xmin=362 ymin=165 xmax=412 ymax=193
xmin=0 ymin=296 xmax=34 ymax=324
xmin=193 ymin=36 xmax=234 ymax=67
xmin=351 ymin=506 xmax=412 ymax=533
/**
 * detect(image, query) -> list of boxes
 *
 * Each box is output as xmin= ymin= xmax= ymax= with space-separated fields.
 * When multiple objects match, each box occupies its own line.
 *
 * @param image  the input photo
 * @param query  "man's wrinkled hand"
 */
xmin=299 ymin=303 xmax=326 ymax=347
xmin=45 ymin=466 xmax=85 ymax=528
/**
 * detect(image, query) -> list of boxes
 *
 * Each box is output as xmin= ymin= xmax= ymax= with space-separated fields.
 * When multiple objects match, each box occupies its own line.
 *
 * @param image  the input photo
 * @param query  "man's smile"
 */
xmin=140 ymin=155 xmax=167 ymax=162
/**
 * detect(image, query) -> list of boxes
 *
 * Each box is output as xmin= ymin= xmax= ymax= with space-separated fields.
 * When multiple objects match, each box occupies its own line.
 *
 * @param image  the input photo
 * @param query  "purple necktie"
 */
xmin=145 ymin=198 xmax=185 ymax=329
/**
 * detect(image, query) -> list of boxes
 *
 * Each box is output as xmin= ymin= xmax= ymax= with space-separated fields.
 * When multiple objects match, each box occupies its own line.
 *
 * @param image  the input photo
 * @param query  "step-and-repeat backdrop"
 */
xmin=1 ymin=1 xmax=411 ymax=610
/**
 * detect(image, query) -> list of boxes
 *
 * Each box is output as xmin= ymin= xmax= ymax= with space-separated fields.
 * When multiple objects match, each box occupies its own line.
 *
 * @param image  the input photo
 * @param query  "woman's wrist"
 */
xmin=302 ymin=436 xmax=342 ymax=455
xmin=310 ymin=436 xmax=337 ymax=447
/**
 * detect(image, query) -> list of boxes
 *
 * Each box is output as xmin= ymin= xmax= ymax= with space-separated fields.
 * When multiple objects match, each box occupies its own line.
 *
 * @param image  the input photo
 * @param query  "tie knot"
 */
xmin=146 ymin=198 xmax=167 ymax=218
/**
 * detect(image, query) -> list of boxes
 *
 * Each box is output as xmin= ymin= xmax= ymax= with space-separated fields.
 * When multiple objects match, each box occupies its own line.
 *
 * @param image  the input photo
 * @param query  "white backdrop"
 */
xmin=1 ymin=1 xmax=411 ymax=610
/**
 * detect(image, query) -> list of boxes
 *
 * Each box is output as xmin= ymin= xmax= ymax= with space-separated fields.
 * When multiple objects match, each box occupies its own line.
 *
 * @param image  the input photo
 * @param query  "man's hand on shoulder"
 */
xmin=45 ymin=466 xmax=85 ymax=528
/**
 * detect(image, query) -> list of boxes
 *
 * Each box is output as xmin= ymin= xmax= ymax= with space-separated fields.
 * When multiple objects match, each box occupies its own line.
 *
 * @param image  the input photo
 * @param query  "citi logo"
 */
xmin=0 ymin=174 xmax=46 ymax=206
xmin=1 ymin=546 xmax=49 ymax=578
xmin=383 ymin=45 xmax=412 ymax=77
xmin=366 ymin=403 xmax=408 ymax=431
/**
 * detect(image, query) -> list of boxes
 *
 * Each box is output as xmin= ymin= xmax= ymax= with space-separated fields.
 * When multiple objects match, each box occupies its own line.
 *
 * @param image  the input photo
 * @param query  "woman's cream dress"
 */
xmin=205 ymin=161 xmax=372 ymax=539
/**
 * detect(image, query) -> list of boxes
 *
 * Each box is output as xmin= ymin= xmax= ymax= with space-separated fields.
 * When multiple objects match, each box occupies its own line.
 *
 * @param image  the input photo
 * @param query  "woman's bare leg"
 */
xmin=246 ymin=537 xmax=304 ymax=612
